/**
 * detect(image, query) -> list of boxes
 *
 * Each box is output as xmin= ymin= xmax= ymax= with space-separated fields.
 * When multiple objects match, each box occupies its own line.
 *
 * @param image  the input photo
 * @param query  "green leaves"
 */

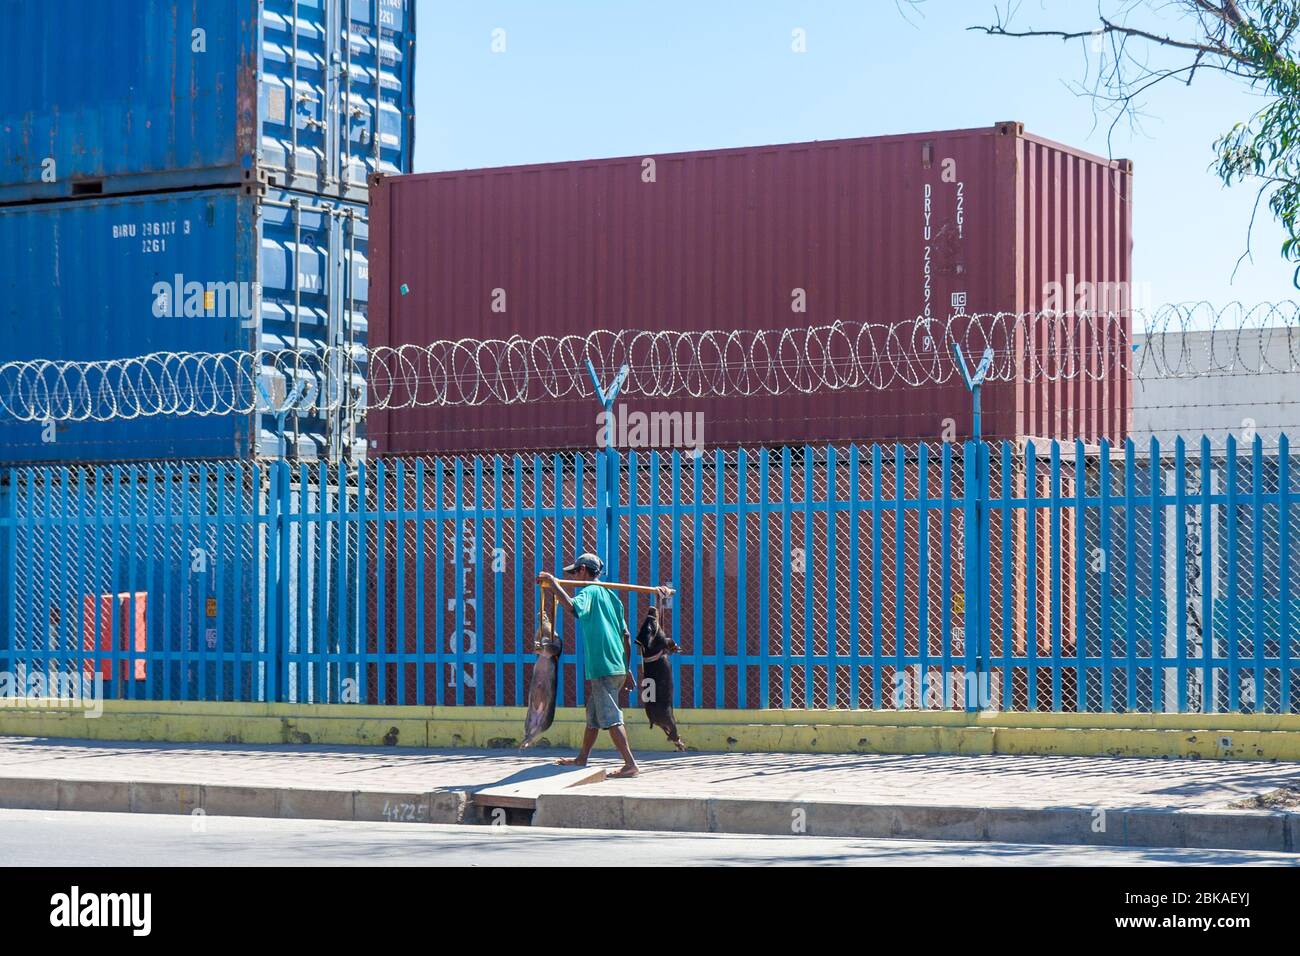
xmin=1212 ymin=3 xmax=1300 ymax=282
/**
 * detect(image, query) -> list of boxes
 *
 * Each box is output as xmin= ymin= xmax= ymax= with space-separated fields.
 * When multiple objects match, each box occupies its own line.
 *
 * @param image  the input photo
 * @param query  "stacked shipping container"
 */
xmin=0 ymin=0 xmax=415 ymax=204
xmin=0 ymin=0 xmax=415 ymax=463
xmin=0 ymin=187 xmax=370 ymax=461
xmin=0 ymin=1 xmax=414 ymax=692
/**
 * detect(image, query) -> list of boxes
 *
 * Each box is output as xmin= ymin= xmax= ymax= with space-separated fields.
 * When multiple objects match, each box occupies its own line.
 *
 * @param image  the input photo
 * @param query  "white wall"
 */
xmin=1131 ymin=328 xmax=1300 ymax=447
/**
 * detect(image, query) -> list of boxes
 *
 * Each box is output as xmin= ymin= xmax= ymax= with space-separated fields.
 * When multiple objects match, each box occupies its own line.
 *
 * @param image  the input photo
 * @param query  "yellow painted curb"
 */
xmin=22 ymin=700 xmax=1300 ymax=732
xmin=992 ymin=727 xmax=1300 ymax=762
xmin=2 ymin=703 xmax=1298 ymax=760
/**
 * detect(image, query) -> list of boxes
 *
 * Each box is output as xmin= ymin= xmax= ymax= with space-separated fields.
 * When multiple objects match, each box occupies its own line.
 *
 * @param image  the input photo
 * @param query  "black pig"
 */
xmin=634 ymin=606 xmax=685 ymax=751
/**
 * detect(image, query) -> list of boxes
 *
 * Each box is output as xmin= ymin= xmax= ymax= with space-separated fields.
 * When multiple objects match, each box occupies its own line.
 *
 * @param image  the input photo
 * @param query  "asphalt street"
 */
xmin=0 ymin=809 xmax=1295 ymax=866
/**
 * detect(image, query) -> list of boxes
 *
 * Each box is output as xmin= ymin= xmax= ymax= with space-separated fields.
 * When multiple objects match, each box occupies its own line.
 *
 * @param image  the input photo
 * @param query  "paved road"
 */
xmin=0 ymin=809 xmax=1294 ymax=866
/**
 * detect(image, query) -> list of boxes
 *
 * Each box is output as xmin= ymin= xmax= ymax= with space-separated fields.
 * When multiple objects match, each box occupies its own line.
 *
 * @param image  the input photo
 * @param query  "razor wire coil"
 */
xmin=3 ymin=304 xmax=1299 ymax=423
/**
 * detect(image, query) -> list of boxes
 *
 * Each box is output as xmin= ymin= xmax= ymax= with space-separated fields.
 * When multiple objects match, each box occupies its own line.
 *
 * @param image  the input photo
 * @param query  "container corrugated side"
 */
xmin=0 ymin=0 xmax=415 ymax=204
xmin=0 ymin=186 xmax=368 ymax=463
xmin=368 ymin=123 xmax=1132 ymax=455
xmin=1015 ymin=129 xmax=1134 ymax=445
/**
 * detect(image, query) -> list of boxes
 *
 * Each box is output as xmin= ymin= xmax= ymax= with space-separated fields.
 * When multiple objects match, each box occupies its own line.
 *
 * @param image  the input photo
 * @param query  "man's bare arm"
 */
xmin=622 ymin=630 xmax=634 ymax=691
xmin=536 ymin=572 xmax=576 ymax=615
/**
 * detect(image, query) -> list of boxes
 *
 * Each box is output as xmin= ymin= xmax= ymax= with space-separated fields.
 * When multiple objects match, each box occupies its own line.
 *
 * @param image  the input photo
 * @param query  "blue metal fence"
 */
xmin=1 ymin=436 xmax=1296 ymax=713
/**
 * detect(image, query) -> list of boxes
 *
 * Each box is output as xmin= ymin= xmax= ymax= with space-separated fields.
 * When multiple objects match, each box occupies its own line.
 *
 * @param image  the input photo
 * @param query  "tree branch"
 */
xmin=969 ymin=17 xmax=1253 ymax=68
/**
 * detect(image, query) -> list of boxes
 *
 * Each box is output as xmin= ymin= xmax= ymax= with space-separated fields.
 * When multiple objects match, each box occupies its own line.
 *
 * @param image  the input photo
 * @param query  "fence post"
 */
xmin=952 ymin=343 xmax=995 ymax=711
xmin=959 ymin=438 xmax=993 ymax=712
xmin=264 ymin=461 xmax=280 ymax=702
xmin=1 ymin=469 xmax=15 ymax=683
xmin=587 ymin=360 xmax=629 ymax=571
xmin=978 ymin=438 xmax=992 ymax=709
xmin=264 ymin=460 xmax=292 ymax=703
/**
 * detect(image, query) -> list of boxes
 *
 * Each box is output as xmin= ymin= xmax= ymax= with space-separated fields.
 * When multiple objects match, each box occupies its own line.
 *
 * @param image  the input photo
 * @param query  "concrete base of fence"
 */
xmin=3 ymin=702 xmax=1300 ymax=761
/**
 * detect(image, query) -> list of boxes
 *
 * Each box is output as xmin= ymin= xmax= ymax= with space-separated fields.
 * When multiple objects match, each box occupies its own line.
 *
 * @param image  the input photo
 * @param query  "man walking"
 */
xmin=537 ymin=553 xmax=643 ymax=778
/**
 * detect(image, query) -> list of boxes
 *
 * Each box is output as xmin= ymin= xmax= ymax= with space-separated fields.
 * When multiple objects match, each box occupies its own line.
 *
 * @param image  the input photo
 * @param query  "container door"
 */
xmin=262 ymin=0 xmax=414 ymax=200
xmin=260 ymin=1 xmax=334 ymax=195
xmin=336 ymin=0 xmax=416 ymax=196
xmin=257 ymin=193 xmax=333 ymax=459
xmin=254 ymin=191 xmax=368 ymax=461
xmin=326 ymin=202 xmax=370 ymax=460
xmin=341 ymin=208 xmax=370 ymax=459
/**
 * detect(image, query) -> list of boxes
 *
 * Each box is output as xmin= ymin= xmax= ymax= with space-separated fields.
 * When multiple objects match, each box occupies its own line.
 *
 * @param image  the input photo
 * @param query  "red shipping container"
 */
xmin=82 ymin=592 xmax=148 ymax=682
xmin=369 ymin=121 xmax=1133 ymax=454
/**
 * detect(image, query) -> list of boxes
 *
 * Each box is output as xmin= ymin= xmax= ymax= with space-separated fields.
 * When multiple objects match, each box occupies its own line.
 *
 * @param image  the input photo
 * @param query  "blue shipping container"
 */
xmin=0 ymin=185 xmax=368 ymax=463
xmin=0 ymin=0 xmax=415 ymax=204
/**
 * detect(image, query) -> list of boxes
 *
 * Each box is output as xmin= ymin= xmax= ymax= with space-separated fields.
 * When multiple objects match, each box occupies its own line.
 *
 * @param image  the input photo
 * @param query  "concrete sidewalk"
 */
xmin=0 ymin=736 xmax=1297 ymax=853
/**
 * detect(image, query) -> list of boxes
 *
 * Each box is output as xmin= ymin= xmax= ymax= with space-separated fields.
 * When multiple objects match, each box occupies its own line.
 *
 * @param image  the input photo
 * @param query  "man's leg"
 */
xmin=559 ymin=687 xmax=600 ymax=765
xmin=576 ymin=726 xmax=598 ymax=761
xmin=557 ymin=726 xmax=599 ymax=766
xmin=606 ymin=724 xmax=639 ymax=777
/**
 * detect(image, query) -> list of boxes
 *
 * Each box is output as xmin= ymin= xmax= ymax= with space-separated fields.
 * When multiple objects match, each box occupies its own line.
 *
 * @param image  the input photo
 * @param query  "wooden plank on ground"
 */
xmin=471 ymin=764 xmax=608 ymax=809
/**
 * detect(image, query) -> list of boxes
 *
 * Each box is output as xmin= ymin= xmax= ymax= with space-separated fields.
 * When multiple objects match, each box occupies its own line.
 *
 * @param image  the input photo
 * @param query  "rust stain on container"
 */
xmin=369 ymin=122 xmax=1133 ymax=454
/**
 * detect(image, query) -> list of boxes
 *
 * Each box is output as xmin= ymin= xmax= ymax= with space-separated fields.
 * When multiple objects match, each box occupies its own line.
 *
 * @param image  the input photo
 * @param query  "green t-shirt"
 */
xmin=571 ymin=585 xmax=628 ymax=680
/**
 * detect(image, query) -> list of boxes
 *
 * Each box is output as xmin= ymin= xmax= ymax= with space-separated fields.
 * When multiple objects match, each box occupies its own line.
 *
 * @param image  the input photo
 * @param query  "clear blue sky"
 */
xmin=414 ymin=0 xmax=1294 ymax=310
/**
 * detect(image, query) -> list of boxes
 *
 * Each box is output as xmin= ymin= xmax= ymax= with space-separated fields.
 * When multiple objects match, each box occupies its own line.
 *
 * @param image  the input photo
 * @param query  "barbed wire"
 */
xmin=1134 ymin=300 xmax=1300 ymax=377
xmin=3 ymin=304 xmax=1299 ymax=423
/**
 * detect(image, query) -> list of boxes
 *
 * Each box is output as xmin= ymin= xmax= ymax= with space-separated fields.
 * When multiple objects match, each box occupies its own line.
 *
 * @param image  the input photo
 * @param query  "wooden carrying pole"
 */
xmin=543 ymin=579 xmax=674 ymax=597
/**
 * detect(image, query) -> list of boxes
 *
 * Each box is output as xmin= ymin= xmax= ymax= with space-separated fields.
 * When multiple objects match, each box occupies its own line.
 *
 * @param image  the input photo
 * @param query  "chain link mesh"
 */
xmin=6 ymin=463 xmax=263 ymax=702
xmin=3 ymin=440 xmax=1296 ymax=714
